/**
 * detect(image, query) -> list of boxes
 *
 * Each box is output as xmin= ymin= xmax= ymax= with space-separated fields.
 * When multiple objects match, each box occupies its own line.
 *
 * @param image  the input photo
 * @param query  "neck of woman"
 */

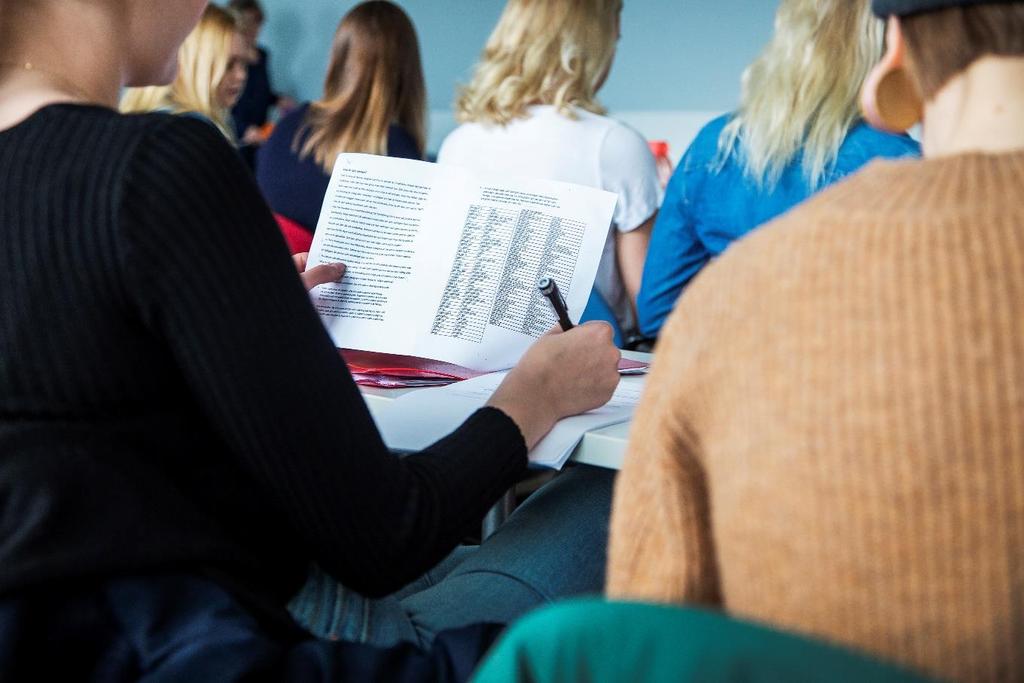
xmin=0 ymin=1 xmax=126 ymax=129
xmin=922 ymin=56 xmax=1024 ymax=159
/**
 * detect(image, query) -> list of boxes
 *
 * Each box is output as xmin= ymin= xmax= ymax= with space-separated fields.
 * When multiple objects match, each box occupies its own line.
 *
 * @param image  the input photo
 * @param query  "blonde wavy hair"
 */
xmin=120 ymin=5 xmax=239 ymax=141
xmin=716 ymin=0 xmax=885 ymax=190
xmin=298 ymin=1 xmax=426 ymax=172
xmin=455 ymin=0 xmax=622 ymax=125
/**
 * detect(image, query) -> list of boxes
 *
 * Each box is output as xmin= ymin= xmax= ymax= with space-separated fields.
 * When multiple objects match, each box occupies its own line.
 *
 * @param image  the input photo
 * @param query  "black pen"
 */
xmin=537 ymin=277 xmax=574 ymax=331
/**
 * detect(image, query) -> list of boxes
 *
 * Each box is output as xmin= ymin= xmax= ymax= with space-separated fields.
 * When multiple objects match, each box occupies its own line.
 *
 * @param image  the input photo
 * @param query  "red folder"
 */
xmin=342 ymin=349 xmax=648 ymax=388
xmin=341 ymin=350 xmax=487 ymax=388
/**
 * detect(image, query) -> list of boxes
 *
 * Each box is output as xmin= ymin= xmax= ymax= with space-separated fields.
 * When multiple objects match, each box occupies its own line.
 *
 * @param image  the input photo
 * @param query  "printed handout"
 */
xmin=306 ymin=154 xmax=617 ymax=372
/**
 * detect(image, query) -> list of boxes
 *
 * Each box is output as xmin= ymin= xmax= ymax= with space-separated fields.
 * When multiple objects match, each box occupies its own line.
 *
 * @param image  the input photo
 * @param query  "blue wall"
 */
xmin=253 ymin=1 xmax=777 ymax=113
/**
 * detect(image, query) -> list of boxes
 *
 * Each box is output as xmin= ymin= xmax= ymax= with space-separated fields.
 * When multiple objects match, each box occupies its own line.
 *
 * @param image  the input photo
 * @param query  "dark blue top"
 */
xmin=636 ymin=115 xmax=920 ymax=338
xmin=256 ymin=102 xmax=421 ymax=231
xmin=231 ymin=47 xmax=278 ymax=137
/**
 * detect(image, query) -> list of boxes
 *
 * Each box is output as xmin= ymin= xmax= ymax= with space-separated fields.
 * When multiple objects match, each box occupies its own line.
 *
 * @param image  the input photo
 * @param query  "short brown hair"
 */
xmin=227 ymin=0 xmax=264 ymax=22
xmin=901 ymin=3 xmax=1024 ymax=98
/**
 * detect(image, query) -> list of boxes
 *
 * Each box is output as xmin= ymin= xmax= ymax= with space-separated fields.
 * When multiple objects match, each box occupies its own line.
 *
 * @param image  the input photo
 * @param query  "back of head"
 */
xmin=227 ymin=0 xmax=265 ymax=46
xmin=120 ymin=5 xmax=238 ymax=139
xmin=717 ymin=0 xmax=884 ymax=190
xmin=897 ymin=2 xmax=1024 ymax=99
xmin=227 ymin=0 xmax=265 ymax=23
xmin=455 ymin=0 xmax=622 ymax=125
xmin=299 ymin=0 xmax=426 ymax=171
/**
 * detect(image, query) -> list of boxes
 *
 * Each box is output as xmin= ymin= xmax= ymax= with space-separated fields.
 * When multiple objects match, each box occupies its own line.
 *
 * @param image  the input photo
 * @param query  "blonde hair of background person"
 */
xmin=445 ymin=0 xmax=654 ymax=342
xmin=120 ymin=4 xmax=247 ymax=142
xmin=297 ymin=0 xmax=426 ymax=172
xmin=455 ymin=0 xmax=623 ymax=125
xmin=716 ymin=0 xmax=885 ymax=190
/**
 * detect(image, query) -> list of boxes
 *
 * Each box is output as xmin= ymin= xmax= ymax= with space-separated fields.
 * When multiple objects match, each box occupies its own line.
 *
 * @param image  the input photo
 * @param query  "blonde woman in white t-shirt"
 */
xmin=438 ymin=0 xmax=660 ymax=346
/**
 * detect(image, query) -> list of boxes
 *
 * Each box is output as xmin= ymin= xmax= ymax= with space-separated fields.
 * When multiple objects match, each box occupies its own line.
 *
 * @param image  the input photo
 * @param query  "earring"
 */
xmin=861 ymin=63 xmax=923 ymax=133
xmin=861 ymin=16 xmax=923 ymax=134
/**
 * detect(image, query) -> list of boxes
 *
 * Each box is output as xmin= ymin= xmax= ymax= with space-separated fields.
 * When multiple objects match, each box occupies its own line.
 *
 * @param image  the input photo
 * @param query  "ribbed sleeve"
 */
xmin=0 ymin=105 xmax=526 ymax=609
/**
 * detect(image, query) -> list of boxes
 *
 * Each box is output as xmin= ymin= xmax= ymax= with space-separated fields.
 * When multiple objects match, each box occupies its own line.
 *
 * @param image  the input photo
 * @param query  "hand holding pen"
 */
xmin=536 ymin=278 xmax=647 ymax=376
xmin=486 ymin=279 xmax=619 ymax=447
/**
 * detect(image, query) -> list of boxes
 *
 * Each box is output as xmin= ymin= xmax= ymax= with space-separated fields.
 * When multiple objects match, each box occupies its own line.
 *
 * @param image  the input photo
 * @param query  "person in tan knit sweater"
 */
xmin=607 ymin=1 xmax=1024 ymax=681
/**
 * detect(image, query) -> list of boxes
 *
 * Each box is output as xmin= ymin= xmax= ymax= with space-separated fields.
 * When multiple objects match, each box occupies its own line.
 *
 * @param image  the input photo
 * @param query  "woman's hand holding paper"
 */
xmin=293 ymin=252 xmax=346 ymax=290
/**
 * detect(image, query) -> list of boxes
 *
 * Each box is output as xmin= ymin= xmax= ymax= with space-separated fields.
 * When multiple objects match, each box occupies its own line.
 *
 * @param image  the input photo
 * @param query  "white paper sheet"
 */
xmin=306 ymin=154 xmax=617 ymax=372
xmin=370 ymin=372 xmax=646 ymax=470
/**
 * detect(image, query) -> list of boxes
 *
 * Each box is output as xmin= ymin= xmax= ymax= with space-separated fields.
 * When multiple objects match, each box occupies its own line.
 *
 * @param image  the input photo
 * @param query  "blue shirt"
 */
xmin=256 ymin=102 xmax=421 ymax=231
xmin=636 ymin=115 xmax=920 ymax=337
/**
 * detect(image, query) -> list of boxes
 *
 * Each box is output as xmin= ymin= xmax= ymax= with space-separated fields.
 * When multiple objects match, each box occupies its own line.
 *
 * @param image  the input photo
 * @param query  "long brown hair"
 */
xmin=297 ymin=1 xmax=426 ymax=171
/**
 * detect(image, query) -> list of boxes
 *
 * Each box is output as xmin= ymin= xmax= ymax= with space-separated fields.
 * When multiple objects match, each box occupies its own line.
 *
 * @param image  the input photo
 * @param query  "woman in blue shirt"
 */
xmin=637 ymin=0 xmax=919 ymax=339
xmin=257 ymin=1 xmax=424 ymax=233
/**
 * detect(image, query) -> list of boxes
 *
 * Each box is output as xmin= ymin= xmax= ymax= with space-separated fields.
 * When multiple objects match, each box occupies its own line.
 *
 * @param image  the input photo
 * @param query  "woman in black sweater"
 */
xmin=0 ymin=0 xmax=620 ymax=679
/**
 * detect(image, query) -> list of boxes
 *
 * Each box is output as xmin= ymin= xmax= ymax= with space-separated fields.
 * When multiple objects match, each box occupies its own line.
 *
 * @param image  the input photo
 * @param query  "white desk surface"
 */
xmin=360 ymin=351 xmax=651 ymax=471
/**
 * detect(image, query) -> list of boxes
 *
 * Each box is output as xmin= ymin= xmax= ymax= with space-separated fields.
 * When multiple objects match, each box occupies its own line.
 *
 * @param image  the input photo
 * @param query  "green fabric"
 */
xmin=472 ymin=600 xmax=937 ymax=683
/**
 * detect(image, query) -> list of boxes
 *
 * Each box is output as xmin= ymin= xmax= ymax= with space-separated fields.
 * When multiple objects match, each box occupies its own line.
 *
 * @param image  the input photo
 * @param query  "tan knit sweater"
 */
xmin=607 ymin=152 xmax=1024 ymax=682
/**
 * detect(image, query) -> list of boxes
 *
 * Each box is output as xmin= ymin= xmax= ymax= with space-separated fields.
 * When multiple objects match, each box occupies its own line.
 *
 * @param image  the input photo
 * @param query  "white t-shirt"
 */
xmin=438 ymin=105 xmax=661 ymax=334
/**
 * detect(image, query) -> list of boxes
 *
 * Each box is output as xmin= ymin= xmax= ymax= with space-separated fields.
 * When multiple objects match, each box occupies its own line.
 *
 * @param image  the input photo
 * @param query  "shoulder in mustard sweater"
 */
xmin=608 ymin=151 xmax=1024 ymax=682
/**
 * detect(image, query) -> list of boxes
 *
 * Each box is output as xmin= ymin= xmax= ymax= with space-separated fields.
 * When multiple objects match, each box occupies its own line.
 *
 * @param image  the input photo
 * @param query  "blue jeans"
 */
xmin=289 ymin=465 xmax=614 ymax=648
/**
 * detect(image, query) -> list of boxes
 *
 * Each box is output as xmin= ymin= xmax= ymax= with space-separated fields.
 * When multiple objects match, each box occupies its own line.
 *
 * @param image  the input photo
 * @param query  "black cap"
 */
xmin=873 ymin=0 xmax=1021 ymax=17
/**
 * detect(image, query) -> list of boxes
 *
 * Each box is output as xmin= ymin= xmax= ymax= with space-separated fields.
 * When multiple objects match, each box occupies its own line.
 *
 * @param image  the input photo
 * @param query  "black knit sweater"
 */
xmin=0 ymin=104 xmax=526 ymax=624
